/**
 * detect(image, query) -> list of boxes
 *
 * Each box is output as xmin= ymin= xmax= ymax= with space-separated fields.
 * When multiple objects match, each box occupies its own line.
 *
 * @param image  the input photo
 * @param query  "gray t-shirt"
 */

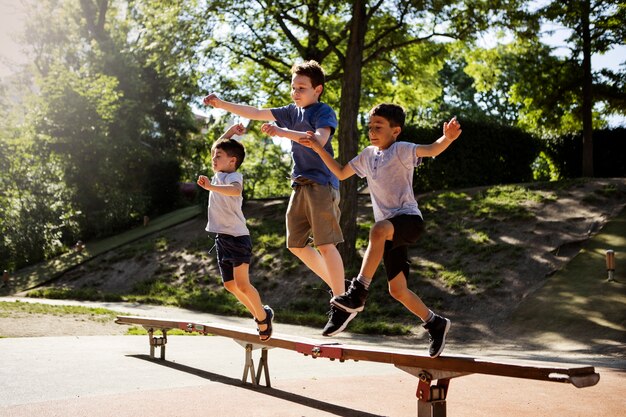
xmin=349 ymin=141 xmax=423 ymax=222
xmin=205 ymin=171 xmax=249 ymax=237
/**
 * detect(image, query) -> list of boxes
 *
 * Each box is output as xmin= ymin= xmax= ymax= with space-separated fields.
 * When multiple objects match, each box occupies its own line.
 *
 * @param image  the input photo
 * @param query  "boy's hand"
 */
xmin=261 ymin=123 xmax=281 ymax=137
xmin=444 ymin=116 xmax=462 ymax=141
xmin=224 ymin=123 xmax=245 ymax=138
xmin=297 ymin=131 xmax=322 ymax=152
xmin=197 ymin=175 xmax=210 ymax=190
xmin=203 ymin=93 xmax=221 ymax=108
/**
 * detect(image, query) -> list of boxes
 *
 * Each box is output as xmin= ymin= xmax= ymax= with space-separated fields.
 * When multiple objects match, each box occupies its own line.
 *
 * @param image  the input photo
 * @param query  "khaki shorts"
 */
xmin=286 ymin=183 xmax=343 ymax=247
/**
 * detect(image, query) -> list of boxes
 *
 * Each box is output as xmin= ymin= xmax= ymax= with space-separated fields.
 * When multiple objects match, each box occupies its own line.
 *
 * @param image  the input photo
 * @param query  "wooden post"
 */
xmin=606 ymin=250 xmax=615 ymax=281
xmin=256 ymin=348 xmax=271 ymax=387
xmin=242 ymin=344 xmax=257 ymax=385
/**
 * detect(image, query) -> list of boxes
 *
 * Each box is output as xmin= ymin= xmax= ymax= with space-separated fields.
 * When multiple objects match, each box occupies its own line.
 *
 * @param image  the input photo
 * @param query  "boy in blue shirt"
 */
xmin=203 ymin=61 xmax=352 ymax=336
xmin=197 ymin=123 xmax=273 ymax=341
xmin=299 ymin=103 xmax=462 ymax=357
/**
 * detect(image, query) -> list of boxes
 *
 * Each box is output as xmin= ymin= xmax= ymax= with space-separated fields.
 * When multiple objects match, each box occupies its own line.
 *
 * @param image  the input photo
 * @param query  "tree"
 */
xmin=21 ymin=0 xmax=205 ymax=233
xmin=199 ymin=0 xmax=500 ymax=262
xmin=0 ymin=0 xmax=211 ymax=269
xmin=525 ymin=0 xmax=625 ymax=176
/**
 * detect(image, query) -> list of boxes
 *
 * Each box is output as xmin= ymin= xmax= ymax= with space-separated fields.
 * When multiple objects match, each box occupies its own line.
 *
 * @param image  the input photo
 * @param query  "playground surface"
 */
xmin=1 ymin=179 xmax=624 ymax=416
xmin=0 ymin=299 xmax=624 ymax=417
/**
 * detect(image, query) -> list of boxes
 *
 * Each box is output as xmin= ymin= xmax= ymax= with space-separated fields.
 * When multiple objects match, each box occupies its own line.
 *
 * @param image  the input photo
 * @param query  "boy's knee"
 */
xmin=288 ymin=246 xmax=304 ymax=256
xmin=370 ymin=221 xmax=392 ymax=241
xmin=388 ymin=285 xmax=402 ymax=300
xmin=388 ymin=281 xmax=408 ymax=301
xmin=317 ymin=243 xmax=338 ymax=256
xmin=223 ymin=281 xmax=238 ymax=293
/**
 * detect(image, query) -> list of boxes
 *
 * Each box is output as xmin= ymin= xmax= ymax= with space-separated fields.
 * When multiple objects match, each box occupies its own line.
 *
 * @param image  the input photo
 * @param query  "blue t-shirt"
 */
xmin=270 ymin=102 xmax=339 ymax=189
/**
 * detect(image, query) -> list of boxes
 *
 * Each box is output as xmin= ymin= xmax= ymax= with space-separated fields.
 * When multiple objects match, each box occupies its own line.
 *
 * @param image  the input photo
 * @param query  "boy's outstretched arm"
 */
xmin=219 ymin=123 xmax=245 ymax=140
xmin=261 ymin=123 xmax=331 ymax=146
xmin=204 ymin=93 xmax=275 ymax=121
xmin=298 ymin=132 xmax=356 ymax=181
xmin=197 ymin=175 xmax=242 ymax=196
xmin=416 ymin=116 xmax=462 ymax=158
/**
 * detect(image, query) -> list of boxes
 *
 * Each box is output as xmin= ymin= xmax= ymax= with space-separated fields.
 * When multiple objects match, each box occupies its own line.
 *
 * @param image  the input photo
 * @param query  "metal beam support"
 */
xmin=147 ymin=327 xmax=168 ymax=359
xmin=239 ymin=341 xmax=271 ymax=387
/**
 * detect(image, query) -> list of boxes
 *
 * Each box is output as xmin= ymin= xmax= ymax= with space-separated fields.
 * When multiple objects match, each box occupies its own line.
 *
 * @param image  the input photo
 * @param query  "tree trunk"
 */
xmin=336 ymin=0 xmax=367 ymax=266
xmin=581 ymin=0 xmax=594 ymax=177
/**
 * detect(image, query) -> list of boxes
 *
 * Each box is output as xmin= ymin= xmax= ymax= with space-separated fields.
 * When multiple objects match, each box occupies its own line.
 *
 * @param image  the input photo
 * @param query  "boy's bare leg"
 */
xmin=318 ymin=243 xmax=345 ymax=294
xmin=358 ymin=220 xmax=394 ymax=279
xmin=225 ymin=264 xmax=268 ymax=332
xmin=359 ymin=221 xmax=429 ymax=319
xmin=289 ymin=245 xmax=345 ymax=295
xmin=388 ymin=272 xmax=430 ymax=320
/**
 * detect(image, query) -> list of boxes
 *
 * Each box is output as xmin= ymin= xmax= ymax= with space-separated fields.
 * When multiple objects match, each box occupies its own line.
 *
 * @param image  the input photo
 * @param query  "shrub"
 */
xmin=401 ymin=120 xmax=541 ymax=192
xmin=544 ymin=128 xmax=626 ymax=178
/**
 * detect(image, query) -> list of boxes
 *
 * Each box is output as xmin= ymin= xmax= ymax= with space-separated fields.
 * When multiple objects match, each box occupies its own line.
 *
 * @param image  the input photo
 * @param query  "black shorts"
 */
xmin=383 ymin=215 xmax=424 ymax=281
xmin=214 ymin=234 xmax=252 ymax=283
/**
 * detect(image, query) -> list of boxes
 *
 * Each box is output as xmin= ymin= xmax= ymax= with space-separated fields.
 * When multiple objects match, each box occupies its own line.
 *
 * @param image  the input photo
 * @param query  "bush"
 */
xmin=144 ymin=159 xmax=183 ymax=215
xmin=545 ymin=128 xmax=626 ymax=178
xmin=401 ymin=120 xmax=541 ymax=192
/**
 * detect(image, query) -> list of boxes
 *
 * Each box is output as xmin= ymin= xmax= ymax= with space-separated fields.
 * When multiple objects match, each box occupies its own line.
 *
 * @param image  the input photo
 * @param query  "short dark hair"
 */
xmin=212 ymin=138 xmax=246 ymax=169
xmin=291 ymin=60 xmax=325 ymax=89
xmin=369 ymin=103 xmax=406 ymax=128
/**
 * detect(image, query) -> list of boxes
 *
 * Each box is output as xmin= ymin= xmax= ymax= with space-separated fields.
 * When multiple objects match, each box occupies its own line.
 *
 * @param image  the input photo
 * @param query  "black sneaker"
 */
xmin=423 ymin=315 xmax=451 ymax=358
xmin=331 ymin=278 xmax=368 ymax=313
xmin=322 ymin=305 xmax=357 ymax=337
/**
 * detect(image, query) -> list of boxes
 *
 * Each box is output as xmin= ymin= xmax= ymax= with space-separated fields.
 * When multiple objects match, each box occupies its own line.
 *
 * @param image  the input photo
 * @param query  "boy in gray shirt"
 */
xmin=197 ymin=123 xmax=274 ymax=341
xmin=299 ymin=103 xmax=462 ymax=357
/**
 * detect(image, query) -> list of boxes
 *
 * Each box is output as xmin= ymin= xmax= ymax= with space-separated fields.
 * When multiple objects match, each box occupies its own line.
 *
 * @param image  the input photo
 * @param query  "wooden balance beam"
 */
xmin=115 ymin=315 xmax=600 ymax=417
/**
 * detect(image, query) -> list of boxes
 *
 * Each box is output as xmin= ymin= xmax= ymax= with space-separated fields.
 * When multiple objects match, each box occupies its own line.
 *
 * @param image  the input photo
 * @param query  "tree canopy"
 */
xmin=0 ymin=0 xmax=623 ymax=272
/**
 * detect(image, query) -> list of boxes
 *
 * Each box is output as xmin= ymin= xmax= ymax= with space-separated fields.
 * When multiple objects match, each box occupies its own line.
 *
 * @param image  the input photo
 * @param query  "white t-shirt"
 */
xmin=205 ymin=171 xmax=249 ymax=237
xmin=349 ymin=141 xmax=423 ymax=222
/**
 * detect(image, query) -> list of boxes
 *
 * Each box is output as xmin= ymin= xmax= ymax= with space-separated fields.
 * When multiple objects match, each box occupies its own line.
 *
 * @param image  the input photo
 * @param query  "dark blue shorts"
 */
xmin=383 ymin=215 xmax=424 ymax=281
xmin=214 ymin=234 xmax=252 ymax=283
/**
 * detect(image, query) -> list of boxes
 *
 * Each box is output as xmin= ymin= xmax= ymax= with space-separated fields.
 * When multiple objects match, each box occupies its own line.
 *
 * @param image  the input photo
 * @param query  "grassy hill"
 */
xmin=5 ymin=178 xmax=626 ymax=352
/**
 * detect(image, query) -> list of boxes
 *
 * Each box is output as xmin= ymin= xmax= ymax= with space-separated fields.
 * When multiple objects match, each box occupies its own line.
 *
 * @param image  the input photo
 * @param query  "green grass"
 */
xmin=28 ymin=280 xmax=251 ymax=318
xmin=416 ymin=184 xmax=547 ymax=293
xmin=4 ymin=205 xmax=201 ymax=294
xmin=27 ymin=287 xmax=124 ymax=302
xmin=125 ymin=327 xmax=196 ymax=336
xmin=469 ymin=185 xmax=553 ymax=220
xmin=0 ymin=300 xmax=120 ymax=323
xmin=18 ymin=182 xmax=592 ymax=332
xmin=0 ymin=300 xmax=199 ymax=336
xmin=509 ymin=206 xmax=626 ymax=346
xmin=8 ymin=180 xmax=626 ymax=338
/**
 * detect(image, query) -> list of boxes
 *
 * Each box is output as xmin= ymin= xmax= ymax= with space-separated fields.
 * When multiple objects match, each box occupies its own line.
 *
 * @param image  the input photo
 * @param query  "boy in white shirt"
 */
xmin=197 ymin=123 xmax=274 ymax=341
xmin=298 ymin=103 xmax=462 ymax=357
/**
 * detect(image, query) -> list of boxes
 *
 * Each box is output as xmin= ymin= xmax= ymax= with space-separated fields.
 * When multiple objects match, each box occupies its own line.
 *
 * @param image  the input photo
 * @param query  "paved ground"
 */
xmin=1 ymin=298 xmax=624 ymax=416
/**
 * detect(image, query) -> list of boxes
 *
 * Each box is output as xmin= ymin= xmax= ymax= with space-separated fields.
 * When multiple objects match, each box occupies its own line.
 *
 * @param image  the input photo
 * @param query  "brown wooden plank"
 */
xmin=115 ymin=315 xmax=600 ymax=387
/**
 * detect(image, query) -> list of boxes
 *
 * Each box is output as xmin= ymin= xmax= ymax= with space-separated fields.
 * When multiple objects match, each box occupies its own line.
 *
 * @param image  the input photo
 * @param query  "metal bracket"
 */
xmin=186 ymin=322 xmax=207 ymax=334
xmin=295 ymin=342 xmax=344 ymax=361
xmin=146 ymin=327 xmax=168 ymax=359
xmin=396 ymin=365 xmax=470 ymax=417
xmin=236 ymin=341 xmax=271 ymax=387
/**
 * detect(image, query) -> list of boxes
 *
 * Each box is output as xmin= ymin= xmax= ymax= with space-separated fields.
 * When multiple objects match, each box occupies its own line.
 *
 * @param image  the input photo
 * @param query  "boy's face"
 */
xmin=290 ymin=74 xmax=322 ymax=107
xmin=368 ymin=115 xmax=401 ymax=150
xmin=211 ymin=148 xmax=237 ymax=173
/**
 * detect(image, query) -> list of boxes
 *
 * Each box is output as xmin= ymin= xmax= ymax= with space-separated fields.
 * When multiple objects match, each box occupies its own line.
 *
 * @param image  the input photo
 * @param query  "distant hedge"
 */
xmin=144 ymin=158 xmax=183 ymax=215
xmin=400 ymin=120 xmax=541 ymax=192
xmin=544 ymin=128 xmax=626 ymax=178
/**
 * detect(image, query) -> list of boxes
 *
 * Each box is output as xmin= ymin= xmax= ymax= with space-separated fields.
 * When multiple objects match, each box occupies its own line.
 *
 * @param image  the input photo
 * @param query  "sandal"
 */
xmin=255 ymin=305 xmax=274 ymax=342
